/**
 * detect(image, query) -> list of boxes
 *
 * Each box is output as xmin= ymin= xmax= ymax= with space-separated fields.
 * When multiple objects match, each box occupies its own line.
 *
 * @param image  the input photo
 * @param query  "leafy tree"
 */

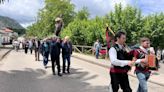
xmin=26 ymin=0 xmax=75 ymax=38
xmin=76 ymin=7 xmax=89 ymax=20
xmin=27 ymin=2 xmax=164 ymax=49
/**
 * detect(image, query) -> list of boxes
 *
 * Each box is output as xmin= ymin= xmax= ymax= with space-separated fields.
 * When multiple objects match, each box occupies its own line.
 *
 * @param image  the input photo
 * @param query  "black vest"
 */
xmin=113 ymin=44 xmax=131 ymax=70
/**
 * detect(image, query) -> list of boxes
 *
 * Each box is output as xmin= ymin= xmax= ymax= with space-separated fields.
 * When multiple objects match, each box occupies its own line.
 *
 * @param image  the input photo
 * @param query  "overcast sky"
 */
xmin=0 ymin=0 xmax=164 ymax=28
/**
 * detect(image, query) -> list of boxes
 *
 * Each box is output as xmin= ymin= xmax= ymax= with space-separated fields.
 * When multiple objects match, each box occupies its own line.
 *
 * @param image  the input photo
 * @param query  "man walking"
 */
xmin=42 ymin=39 xmax=50 ymax=68
xmin=34 ymin=39 xmax=41 ymax=61
xmin=109 ymin=31 xmax=134 ymax=92
xmin=24 ymin=40 xmax=29 ymax=54
xmin=156 ymin=47 xmax=162 ymax=68
xmin=50 ymin=37 xmax=62 ymax=76
xmin=94 ymin=39 xmax=101 ymax=59
xmin=133 ymin=37 xmax=151 ymax=92
xmin=62 ymin=36 xmax=72 ymax=74
xmin=29 ymin=39 xmax=33 ymax=54
xmin=162 ymin=49 xmax=164 ymax=63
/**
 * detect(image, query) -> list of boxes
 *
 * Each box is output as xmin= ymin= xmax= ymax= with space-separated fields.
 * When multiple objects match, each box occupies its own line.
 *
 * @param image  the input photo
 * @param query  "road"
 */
xmin=0 ymin=50 xmax=163 ymax=92
xmin=158 ymin=60 xmax=164 ymax=74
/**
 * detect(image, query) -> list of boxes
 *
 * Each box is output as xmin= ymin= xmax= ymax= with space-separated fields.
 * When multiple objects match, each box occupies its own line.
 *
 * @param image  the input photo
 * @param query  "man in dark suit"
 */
xmin=50 ymin=37 xmax=62 ymax=76
xmin=34 ymin=39 xmax=41 ymax=61
xmin=62 ymin=36 xmax=72 ymax=74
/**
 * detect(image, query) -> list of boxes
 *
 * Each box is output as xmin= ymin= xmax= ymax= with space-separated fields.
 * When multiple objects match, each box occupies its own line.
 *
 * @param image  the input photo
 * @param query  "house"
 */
xmin=0 ymin=27 xmax=18 ymax=46
xmin=0 ymin=29 xmax=6 ymax=46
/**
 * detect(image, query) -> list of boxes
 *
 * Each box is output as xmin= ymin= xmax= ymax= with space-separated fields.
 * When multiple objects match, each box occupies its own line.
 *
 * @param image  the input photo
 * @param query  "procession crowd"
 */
xmin=11 ymin=31 xmax=164 ymax=92
xmin=13 ymin=36 xmax=72 ymax=77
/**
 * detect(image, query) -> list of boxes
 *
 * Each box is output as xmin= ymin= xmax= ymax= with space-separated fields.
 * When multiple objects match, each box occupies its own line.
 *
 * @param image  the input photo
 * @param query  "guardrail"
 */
xmin=73 ymin=45 xmax=108 ymax=59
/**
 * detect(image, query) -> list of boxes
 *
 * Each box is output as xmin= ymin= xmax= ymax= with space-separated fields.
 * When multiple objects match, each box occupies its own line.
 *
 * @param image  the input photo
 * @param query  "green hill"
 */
xmin=0 ymin=15 xmax=25 ymax=35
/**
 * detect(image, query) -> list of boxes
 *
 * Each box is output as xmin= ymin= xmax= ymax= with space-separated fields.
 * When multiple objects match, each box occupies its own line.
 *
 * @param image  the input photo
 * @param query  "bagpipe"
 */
xmin=105 ymin=24 xmax=157 ymax=70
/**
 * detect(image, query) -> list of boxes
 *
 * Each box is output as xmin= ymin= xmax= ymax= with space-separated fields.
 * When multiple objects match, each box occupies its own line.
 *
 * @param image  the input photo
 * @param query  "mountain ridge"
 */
xmin=0 ymin=15 xmax=25 ymax=34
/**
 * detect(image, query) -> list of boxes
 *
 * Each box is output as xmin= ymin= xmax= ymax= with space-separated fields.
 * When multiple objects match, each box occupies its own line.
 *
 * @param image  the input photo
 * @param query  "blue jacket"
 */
xmin=41 ymin=41 xmax=50 ymax=56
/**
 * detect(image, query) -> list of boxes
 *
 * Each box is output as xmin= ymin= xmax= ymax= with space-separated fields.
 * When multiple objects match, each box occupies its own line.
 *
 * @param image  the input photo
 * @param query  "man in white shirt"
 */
xmin=29 ymin=40 xmax=33 ymax=54
xmin=109 ymin=31 xmax=134 ymax=92
xmin=93 ymin=39 xmax=101 ymax=59
xmin=162 ymin=49 xmax=164 ymax=63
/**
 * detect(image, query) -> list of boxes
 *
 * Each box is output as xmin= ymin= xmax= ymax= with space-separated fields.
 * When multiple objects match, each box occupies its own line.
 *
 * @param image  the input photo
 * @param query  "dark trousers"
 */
xmin=25 ymin=47 xmax=28 ymax=54
xmin=43 ymin=52 xmax=49 ymax=66
xmin=30 ymin=48 xmax=33 ymax=54
xmin=35 ymin=48 xmax=40 ymax=61
xmin=110 ymin=72 xmax=132 ymax=92
xmin=156 ymin=58 xmax=160 ymax=69
xmin=62 ymin=55 xmax=70 ymax=73
xmin=51 ymin=57 xmax=60 ymax=74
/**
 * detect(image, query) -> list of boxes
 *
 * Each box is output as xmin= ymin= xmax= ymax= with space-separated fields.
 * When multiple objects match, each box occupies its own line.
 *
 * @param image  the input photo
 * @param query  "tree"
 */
xmin=62 ymin=3 xmax=164 ymax=48
xmin=27 ymin=3 xmax=164 ymax=48
xmin=76 ymin=7 xmax=90 ymax=20
xmin=61 ymin=15 xmax=104 ymax=45
xmin=26 ymin=0 xmax=76 ymax=38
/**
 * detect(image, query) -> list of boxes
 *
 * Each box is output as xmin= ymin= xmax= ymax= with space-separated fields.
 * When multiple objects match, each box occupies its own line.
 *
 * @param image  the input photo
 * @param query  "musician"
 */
xmin=132 ymin=37 xmax=151 ymax=92
xmin=109 ymin=31 xmax=134 ymax=92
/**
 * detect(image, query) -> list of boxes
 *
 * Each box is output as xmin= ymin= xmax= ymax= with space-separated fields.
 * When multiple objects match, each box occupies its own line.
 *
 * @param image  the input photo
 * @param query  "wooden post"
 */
xmin=73 ymin=45 xmax=75 ymax=52
xmin=82 ymin=47 xmax=84 ymax=53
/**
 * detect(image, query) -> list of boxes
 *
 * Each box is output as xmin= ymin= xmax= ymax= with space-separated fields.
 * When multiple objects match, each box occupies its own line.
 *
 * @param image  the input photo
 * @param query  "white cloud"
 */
xmin=0 ymin=0 xmax=163 ymax=28
xmin=21 ymin=21 xmax=35 ymax=28
xmin=71 ymin=0 xmax=164 ymax=17
xmin=71 ymin=0 xmax=131 ymax=18
xmin=136 ymin=0 xmax=164 ymax=15
xmin=0 ymin=0 xmax=44 ymax=27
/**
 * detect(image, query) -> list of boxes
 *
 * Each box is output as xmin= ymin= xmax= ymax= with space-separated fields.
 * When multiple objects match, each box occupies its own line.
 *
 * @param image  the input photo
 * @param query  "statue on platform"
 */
xmin=54 ymin=17 xmax=64 ymax=36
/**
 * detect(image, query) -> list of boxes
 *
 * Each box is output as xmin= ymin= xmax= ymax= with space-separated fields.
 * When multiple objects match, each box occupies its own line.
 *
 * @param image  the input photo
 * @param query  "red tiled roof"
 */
xmin=4 ymin=28 xmax=13 ymax=32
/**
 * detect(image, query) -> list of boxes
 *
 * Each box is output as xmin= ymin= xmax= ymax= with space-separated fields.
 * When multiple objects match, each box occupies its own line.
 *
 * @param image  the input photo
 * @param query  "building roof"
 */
xmin=4 ymin=28 xmax=13 ymax=32
xmin=0 ymin=28 xmax=13 ymax=34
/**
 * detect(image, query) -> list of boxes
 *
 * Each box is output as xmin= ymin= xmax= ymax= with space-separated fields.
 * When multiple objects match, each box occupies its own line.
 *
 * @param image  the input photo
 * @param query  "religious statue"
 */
xmin=55 ymin=17 xmax=63 ymax=36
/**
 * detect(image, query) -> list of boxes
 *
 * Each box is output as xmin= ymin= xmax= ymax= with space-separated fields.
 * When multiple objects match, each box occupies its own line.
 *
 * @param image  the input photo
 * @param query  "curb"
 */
xmin=72 ymin=55 xmax=164 ymax=87
xmin=0 ymin=49 xmax=12 ymax=61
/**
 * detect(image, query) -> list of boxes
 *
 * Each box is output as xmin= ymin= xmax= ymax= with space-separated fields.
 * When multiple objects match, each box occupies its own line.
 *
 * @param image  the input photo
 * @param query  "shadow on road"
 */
xmin=0 ymin=68 xmax=109 ymax=92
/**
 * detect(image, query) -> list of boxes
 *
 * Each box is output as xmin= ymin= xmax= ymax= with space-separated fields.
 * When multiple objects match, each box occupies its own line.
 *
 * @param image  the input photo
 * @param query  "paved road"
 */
xmin=0 ymin=50 xmax=163 ymax=92
xmin=158 ymin=61 xmax=164 ymax=74
xmin=0 ymin=49 xmax=11 ymax=61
